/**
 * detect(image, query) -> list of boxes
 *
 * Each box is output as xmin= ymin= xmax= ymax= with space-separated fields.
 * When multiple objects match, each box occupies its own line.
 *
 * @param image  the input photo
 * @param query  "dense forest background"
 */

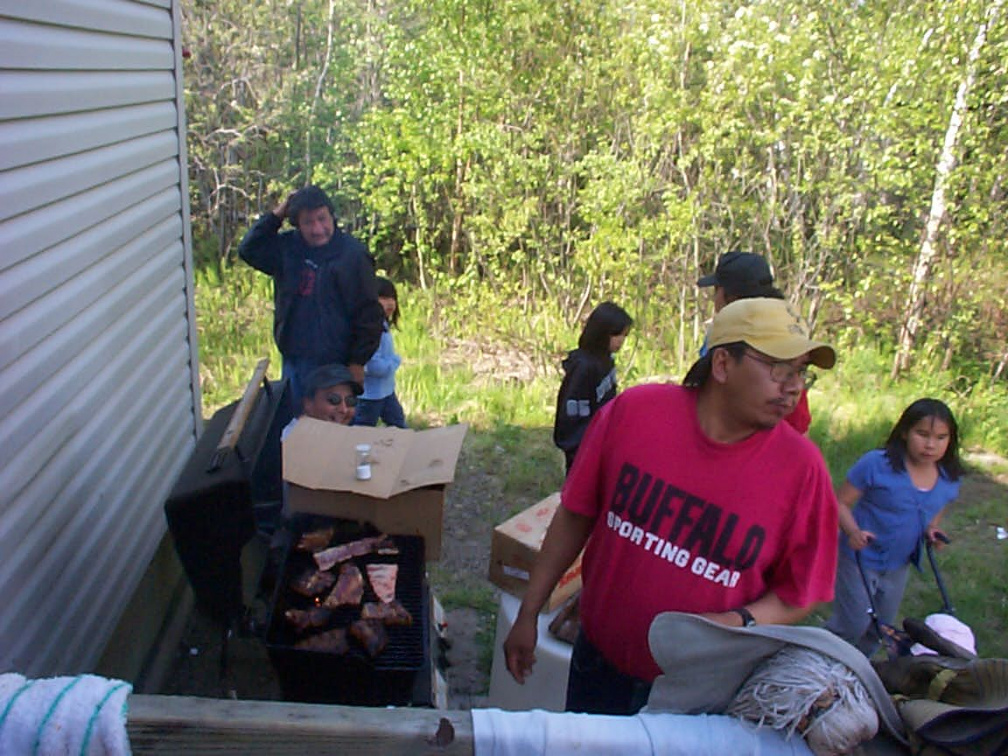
xmin=180 ymin=0 xmax=1008 ymax=387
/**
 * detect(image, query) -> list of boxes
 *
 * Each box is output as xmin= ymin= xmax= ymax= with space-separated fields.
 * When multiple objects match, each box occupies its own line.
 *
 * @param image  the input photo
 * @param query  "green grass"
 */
xmin=426 ymin=571 xmax=501 ymax=684
xmin=196 ymin=271 xmax=1008 ymax=669
xmin=900 ymin=462 xmax=1008 ymax=657
xmin=194 ymin=263 xmax=282 ymax=411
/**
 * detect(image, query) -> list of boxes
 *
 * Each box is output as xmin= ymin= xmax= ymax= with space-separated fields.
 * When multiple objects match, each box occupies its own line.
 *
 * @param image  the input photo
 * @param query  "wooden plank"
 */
xmin=209 ymin=357 xmax=270 ymax=469
xmin=127 ymin=695 xmax=474 ymax=755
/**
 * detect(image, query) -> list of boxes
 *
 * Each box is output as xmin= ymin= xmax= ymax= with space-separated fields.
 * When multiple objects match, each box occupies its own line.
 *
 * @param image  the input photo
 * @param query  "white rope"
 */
xmin=725 ymin=647 xmax=878 ymax=756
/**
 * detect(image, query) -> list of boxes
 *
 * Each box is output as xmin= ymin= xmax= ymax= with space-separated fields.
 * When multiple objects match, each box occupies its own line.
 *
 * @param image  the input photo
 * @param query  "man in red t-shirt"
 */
xmin=697 ymin=251 xmax=812 ymax=434
xmin=504 ymin=298 xmax=839 ymax=714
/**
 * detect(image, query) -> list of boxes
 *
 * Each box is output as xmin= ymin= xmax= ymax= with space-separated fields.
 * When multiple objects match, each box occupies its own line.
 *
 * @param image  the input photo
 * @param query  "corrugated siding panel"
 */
xmin=0 ymin=18 xmax=173 ymax=70
xmin=0 ymin=199 xmax=183 ymax=358
xmin=0 ymin=101 xmax=178 ymax=171
xmin=9 ymin=0 xmax=170 ymax=37
xmin=0 ymin=71 xmax=175 ymax=119
xmin=0 ymin=0 xmax=200 ymax=677
xmin=0 ymin=132 xmax=180 ymax=223
xmin=0 ymin=162 xmax=178 ymax=269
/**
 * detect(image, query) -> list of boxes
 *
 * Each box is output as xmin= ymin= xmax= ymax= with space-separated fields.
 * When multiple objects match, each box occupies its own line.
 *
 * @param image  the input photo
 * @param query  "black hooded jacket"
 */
xmin=238 ymin=212 xmax=384 ymax=367
xmin=553 ymin=348 xmax=618 ymax=456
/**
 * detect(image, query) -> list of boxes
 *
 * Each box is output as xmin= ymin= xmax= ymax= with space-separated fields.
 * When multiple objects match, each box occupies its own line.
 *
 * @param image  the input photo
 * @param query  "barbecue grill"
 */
xmin=264 ymin=516 xmax=431 ymax=706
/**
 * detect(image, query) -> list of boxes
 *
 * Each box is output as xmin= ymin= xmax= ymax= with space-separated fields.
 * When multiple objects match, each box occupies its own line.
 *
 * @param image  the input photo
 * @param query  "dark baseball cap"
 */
xmin=303 ymin=363 xmax=363 ymax=397
xmin=697 ymin=252 xmax=774 ymax=292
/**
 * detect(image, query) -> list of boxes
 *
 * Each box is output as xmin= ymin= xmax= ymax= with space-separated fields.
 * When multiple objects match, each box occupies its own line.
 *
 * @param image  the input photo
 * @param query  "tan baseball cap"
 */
xmin=685 ymin=298 xmax=835 ymax=386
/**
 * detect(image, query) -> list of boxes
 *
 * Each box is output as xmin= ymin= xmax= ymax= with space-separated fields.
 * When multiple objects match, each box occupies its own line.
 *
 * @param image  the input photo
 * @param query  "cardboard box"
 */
xmin=488 ymin=492 xmax=583 ymax=612
xmin=283 ymin=418 xmax=468 ymax=560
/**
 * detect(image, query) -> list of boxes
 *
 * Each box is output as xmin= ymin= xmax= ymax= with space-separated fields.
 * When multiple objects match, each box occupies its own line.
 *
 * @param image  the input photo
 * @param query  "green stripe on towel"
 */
xmin=33 ymin=676 xmax=82 ymax=755
xmin=0 ymin=680 xmax=36 ymax=733
xmin=80 ymin=681 xmax=129 ymax=756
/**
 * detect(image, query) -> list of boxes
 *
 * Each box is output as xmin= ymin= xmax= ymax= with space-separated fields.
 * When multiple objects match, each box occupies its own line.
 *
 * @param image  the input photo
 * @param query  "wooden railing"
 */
xmin=127 ymin=695 xmax=474 ymax=755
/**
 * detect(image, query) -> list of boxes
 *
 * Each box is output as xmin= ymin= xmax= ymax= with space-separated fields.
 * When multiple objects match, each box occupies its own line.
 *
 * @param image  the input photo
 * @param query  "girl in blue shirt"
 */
xmin=826 ymin=398 xmax=963 ymax=656
xmin=353 ymin=277 xmax=408 ymax=428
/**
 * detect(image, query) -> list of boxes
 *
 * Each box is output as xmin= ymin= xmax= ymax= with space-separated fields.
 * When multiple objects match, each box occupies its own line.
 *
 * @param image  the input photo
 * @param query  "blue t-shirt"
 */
xmin=844 ymin=449 xmax=960 ymax=571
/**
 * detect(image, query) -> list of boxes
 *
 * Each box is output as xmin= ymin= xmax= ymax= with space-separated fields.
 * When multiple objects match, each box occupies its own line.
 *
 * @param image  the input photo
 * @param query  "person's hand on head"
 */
xmin=273 ymin=192 xmax=297 ymax=220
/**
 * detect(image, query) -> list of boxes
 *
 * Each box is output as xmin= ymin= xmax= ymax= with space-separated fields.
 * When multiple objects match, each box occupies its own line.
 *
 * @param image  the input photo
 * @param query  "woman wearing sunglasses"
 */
xmin=298 ymin=363 xmax=363 ymax=425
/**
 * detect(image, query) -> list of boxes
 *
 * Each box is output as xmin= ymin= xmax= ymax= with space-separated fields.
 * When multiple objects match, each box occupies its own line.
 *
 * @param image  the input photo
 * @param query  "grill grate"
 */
xmin=264 ymin=516 xmax=429 ymax=705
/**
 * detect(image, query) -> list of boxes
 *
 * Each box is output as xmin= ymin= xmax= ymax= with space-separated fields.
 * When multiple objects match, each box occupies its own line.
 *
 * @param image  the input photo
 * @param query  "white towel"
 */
xmin=0 ymin=673 xmax=132 ymax=756
xmin=471 ymin=708 xmax=815 ymax=756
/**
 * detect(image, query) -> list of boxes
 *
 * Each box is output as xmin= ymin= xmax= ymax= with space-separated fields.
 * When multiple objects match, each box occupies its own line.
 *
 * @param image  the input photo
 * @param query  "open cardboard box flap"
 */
xmin=283 ymin=419 xmax=468 ymax=560
xmin=282 ymin=418 xmax=468 ymax=498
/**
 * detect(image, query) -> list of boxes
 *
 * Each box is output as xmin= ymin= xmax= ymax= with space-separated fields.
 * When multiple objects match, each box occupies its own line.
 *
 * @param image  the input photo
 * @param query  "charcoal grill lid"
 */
xmin=165 ymin=400 xmax=255 ymax=623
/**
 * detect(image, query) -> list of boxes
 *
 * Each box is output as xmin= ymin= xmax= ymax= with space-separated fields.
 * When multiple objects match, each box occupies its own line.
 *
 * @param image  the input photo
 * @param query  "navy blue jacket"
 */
xmin=238 ymin=212 xmax=384 ymax=367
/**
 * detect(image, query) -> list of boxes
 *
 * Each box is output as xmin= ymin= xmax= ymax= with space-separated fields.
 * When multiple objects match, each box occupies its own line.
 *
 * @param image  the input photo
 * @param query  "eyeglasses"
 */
xmin=326 ymin=393 xmax=358 ymax=408
xmin=743 ymin=350 xmax=817 ymax=389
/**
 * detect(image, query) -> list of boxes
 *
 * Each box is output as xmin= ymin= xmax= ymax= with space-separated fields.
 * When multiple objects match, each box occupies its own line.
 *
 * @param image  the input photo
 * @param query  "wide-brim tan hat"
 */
xmin=645 ymin=612 xmax=907 ymax=746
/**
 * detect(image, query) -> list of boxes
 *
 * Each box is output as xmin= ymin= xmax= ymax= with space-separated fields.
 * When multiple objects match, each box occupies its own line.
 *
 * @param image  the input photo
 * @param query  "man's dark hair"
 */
xmin=286 ymin=185 xmax=335 ymax=227
xmin=726 ymin=283 xmax=785 ymax=303
xmin=578 ymin=302 xmax=634 ymax=355
xmin=717 ymin=342 xmax=748 ymax=361
xmin=682 ymin=341 xmax=746 ymax=388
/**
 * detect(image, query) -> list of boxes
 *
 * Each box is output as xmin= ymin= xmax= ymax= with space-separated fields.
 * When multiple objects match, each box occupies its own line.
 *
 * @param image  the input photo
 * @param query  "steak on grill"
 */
xmin=296 ymin=526 xmax=335 ymax=552
xmin=314 ymin=535 xmax=398 ymax=570
xmin=289 ymin=568 xmax=336 ymax=598
xmin=294 ymin=627 xmax=349 ymax=654
xmin=361 ymin=600 xmax=412 ymax=626
xmin=350 ymin=619 xmax=388 ymax=657
xmin=284 ymin=606 xmax=333 ymax=632
xmin=322 ymin=563 xmax=364 ymax=608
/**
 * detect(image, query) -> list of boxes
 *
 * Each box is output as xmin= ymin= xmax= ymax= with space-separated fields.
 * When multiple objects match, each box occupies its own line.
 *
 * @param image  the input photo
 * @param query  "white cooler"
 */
xmin=487 ymin=591 xmax=574 ymax=711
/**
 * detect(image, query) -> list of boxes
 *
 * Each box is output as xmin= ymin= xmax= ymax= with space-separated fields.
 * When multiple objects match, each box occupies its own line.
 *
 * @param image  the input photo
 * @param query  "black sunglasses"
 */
xmin=326 ymin=393 xmax=358 ymax=408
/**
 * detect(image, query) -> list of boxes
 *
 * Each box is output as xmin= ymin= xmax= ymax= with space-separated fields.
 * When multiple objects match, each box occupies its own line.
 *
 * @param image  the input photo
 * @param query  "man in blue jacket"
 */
xmin=238 ymin=186 xmax=384 ymax=409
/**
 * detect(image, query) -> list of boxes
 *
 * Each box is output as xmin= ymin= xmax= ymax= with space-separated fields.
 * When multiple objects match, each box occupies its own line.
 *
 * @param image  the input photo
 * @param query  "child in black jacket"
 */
xmin=553 ymin=302 xmax=633 ymax=473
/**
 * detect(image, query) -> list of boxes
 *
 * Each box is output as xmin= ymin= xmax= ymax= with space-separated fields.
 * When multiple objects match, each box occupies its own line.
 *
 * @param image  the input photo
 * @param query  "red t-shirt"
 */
xmin=784 ymin=389 xmax=811 ymax=434
xmin=563 ymin=384 xmax=838 ymax=681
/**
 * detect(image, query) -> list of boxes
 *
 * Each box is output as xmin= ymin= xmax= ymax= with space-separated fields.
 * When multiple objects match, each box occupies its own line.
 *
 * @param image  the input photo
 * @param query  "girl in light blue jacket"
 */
xmin=353 ymin=277 xmax=408 ymax=427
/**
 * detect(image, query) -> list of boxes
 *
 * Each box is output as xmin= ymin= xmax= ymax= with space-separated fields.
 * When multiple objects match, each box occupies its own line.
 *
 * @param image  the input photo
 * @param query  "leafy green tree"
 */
xmin=180 ymin=0 xmax=1008 ymax=382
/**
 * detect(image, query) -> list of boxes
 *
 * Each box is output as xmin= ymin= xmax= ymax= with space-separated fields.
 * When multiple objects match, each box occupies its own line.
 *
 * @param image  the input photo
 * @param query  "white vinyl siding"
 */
xmin=0 ymin=0 xmax=200 ymax=676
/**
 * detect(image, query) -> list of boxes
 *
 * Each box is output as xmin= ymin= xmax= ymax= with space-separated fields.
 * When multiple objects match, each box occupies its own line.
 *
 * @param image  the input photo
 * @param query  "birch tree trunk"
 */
xmin=304 ymin=0 xmax=336 ymax=182
xmin=892 ymin=0 xmax=1004 ymax=378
